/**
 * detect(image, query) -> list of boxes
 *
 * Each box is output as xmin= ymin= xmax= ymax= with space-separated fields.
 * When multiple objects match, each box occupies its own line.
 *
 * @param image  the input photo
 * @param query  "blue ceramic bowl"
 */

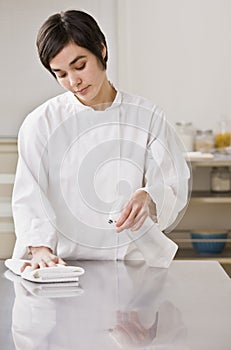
xmin=191 ymin=230 xmax=228 ymax=254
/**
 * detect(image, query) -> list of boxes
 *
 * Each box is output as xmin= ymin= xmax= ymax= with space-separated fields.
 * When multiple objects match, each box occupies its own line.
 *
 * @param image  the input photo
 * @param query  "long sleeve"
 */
xmin=142 ymin=109 xmax=190 ymax=232
xmin=12 ymin=116 xmax=58 ymax=259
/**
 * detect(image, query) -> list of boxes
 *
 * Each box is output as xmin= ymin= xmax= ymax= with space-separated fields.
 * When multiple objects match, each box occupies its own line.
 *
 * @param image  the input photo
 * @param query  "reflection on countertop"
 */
xmin=1 ymin=260 xmax=231 ymax=350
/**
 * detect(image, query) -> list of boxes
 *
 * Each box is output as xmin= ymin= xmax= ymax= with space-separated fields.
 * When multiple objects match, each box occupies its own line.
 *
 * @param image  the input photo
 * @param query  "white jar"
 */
xmin=210 ymin=167 xmax=231 ymax=193
xmin=175 ymin=122 xmax=195 ymax=152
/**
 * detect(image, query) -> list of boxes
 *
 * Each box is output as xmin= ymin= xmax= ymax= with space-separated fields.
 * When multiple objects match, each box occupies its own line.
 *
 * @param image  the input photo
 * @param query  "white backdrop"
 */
xmin=1 ymin=0 xmax=231 ymax=135
xmin=0 ymin=0 xmax=117 ymax=136
xmin=117 ymin=0 xmax=231 ymax=131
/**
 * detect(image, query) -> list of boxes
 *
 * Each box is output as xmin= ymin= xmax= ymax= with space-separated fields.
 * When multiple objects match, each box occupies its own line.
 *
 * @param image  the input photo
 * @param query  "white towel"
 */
xmin=108 ymin=197 xmax=178 ymax=268
xmin=5 ymin=259 xmax=85 ymax=283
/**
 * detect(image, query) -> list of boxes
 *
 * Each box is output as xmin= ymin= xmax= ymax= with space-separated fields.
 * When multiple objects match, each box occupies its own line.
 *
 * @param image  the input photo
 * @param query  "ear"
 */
xmin=101 ymin=43 xmax=107 ymax=59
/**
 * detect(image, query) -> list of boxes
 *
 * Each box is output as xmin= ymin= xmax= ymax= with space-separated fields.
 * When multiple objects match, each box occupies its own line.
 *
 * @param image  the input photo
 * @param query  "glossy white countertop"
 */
xmin=0 ymin=260 xmax=230 ymax=350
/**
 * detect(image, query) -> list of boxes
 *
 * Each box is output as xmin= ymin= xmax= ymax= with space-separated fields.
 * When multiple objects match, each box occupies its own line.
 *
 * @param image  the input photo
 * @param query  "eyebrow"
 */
xmin=51 ymin=55 xmax=87 ymax=72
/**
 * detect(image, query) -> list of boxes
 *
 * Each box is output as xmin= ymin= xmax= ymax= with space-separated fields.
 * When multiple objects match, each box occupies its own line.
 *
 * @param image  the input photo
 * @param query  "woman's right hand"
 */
xmin=20 ymin=246 xmax=67 ymax=272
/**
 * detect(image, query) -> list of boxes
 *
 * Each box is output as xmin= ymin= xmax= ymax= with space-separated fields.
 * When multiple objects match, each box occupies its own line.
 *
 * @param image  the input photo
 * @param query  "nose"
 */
xmin=69 ymin=71 xmax=81 ymax=88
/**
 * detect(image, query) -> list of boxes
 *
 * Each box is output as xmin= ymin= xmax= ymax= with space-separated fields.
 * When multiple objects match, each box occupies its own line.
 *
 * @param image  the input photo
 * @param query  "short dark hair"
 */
xmin=36 ymin=10 xmax=108 ymax=78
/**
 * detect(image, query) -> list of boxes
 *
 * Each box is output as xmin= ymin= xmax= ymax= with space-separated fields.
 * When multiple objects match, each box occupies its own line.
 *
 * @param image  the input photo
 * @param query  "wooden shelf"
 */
xmin=0 ymin=222 xmax=15 ymax=233
xmin=190 ymin=191 xmax=231 ymax=203
xmin=0 ymin=174 xmax=15 ymax=184
xmin=175 ymin=248 xmax=231 ymax=264
xmin=0 ymin=197 xmax=12 ymax=217
xmin=189 ymin=155 xmax=231 ymax=167
xmin=0 ymin=138 xmax=17 ymax=153
xmin=190 ymin=160 xmax=231 ymax=167
xmin=0 ymin=137 xmax=17 ymax=144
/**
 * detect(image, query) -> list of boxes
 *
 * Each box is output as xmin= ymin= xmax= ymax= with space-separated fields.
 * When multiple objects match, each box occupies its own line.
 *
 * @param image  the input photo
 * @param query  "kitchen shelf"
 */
xmin=0 ymin=174 xmax=15 ymax=184
xmin=174 ymin=156 xmax=231 ymax=263
xmin=175 ymin=248 xmax=231 ymax=264
xmin=191 ymin=191 xmax=231 ymax=203
xmin=0 ymin=197 xmax=12 ymax=217
xmin=0 ymin=142 xmax=17 ymax=153
xmin=0 ymin=222 xmax=15 ymax=232
xmin=190 ymin=160 xmax=231 ymax=167
xmin=188 ymin=154 xmax=231 ymax=167
xmin=189 ymin=156 xmax=231 ymax=202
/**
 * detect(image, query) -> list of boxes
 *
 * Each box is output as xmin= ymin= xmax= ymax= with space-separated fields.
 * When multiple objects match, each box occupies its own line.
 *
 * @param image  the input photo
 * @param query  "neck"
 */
xmin=76 ymin=78 xmax=117 ymax=111
xmin=94 ymin=81 xmax=117 ymax=110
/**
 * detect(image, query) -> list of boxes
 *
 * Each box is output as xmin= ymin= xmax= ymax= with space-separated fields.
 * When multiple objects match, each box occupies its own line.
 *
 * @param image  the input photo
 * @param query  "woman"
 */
xmin=12 ymin=10 xmax=190 ymax=270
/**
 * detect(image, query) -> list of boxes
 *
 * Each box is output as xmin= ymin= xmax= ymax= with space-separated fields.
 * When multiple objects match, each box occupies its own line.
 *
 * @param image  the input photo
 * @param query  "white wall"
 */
xmin=0 ymin=0 xmax=117 ymax=136
xmin=117 ymin=0 xmax=231 ymax=131
xmin=2 ymin=0 xmax=231 ymax=136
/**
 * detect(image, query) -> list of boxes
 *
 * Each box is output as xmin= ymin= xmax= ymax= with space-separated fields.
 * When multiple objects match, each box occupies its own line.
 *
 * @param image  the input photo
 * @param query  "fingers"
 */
xmin=46 ymin=260 xmax=57 ymax=267
xmin=116 ymin=213 xmax=138 ymax=232
xmin=116 ymin=207 xmax=148 ymax=233
xmin=35 ymin=256 xmax=66 ymax=268
xmin=20 ymin=261 xmax=31 ymax=273
xmin=21 ymin=253 xmax=67 ymax=272
xmin=116 ymin=201 xmax=140 ymax=232
xmin=130 ymin=214 xmax=147 ymax=231
xmin=115 ymin=191 xmax=151 ymax=233
xmin=115 ymin=203 xmax=132 ymax=228
xmin=30 ymin=258 xmax=54 ymax=270
xmin=31 ymin=258 xmax=66 ymax=270
xmin=39 ymin=260 xmax=47 ymax=269
xmin=58 ymin=258 xmax=67 ymax=266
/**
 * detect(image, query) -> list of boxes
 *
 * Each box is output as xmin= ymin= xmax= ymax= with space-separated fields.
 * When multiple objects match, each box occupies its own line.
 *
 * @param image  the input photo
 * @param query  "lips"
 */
xmin=76 ymin=86 xmax=90 ymax=95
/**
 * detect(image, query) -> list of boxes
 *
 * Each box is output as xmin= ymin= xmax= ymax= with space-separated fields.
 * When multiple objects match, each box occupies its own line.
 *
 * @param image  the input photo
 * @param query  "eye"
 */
xmin=75 ymin=62 xmax=86 ymax=71
xmin=57 ymin=73 xmax=67 ymax=79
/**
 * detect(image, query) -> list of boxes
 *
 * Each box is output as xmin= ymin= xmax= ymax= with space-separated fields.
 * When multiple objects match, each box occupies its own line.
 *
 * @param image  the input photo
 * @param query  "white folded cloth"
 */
xmin=5 ymin=259 xmax=85 ymax=283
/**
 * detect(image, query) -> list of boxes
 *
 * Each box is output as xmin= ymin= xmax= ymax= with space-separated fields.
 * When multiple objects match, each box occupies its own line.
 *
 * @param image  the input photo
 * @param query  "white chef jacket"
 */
xmin=12 ymin=90 xmax=190 ymax=260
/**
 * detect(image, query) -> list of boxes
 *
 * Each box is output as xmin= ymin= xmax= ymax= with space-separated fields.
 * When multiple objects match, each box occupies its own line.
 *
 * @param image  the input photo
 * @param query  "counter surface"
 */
xmin=0 ymin=260 xmax=230 ymax=349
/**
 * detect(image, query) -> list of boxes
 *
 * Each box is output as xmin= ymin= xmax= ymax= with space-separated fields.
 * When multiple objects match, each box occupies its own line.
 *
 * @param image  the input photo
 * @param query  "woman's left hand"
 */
xmin=115 ymin=190 xmax=156 ymax=233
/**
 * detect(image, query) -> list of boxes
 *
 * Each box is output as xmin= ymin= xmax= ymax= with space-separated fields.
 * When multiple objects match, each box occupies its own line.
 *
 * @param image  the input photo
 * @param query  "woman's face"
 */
xmin=49 ymin=41 xmax=108 ymax=107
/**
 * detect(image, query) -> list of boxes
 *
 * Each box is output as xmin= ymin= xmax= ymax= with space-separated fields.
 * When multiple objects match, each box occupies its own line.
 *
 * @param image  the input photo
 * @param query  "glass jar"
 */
xmin=215 ymin=119 xmax=231 ymax=150
xmin=175 ymin=122 xmax=195 ymax=152
xmin=194 ymin=129 xmax=214 ymax=152
xmin=210 ymin=167 xmax=231 ymax=193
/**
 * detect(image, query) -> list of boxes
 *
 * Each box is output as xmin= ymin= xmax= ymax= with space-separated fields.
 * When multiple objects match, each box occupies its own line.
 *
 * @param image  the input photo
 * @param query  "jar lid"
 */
xmin=196 ymin=129 xmax=213 ymax=134
xmin=175 ymin=121 xmax=192 ymax=126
